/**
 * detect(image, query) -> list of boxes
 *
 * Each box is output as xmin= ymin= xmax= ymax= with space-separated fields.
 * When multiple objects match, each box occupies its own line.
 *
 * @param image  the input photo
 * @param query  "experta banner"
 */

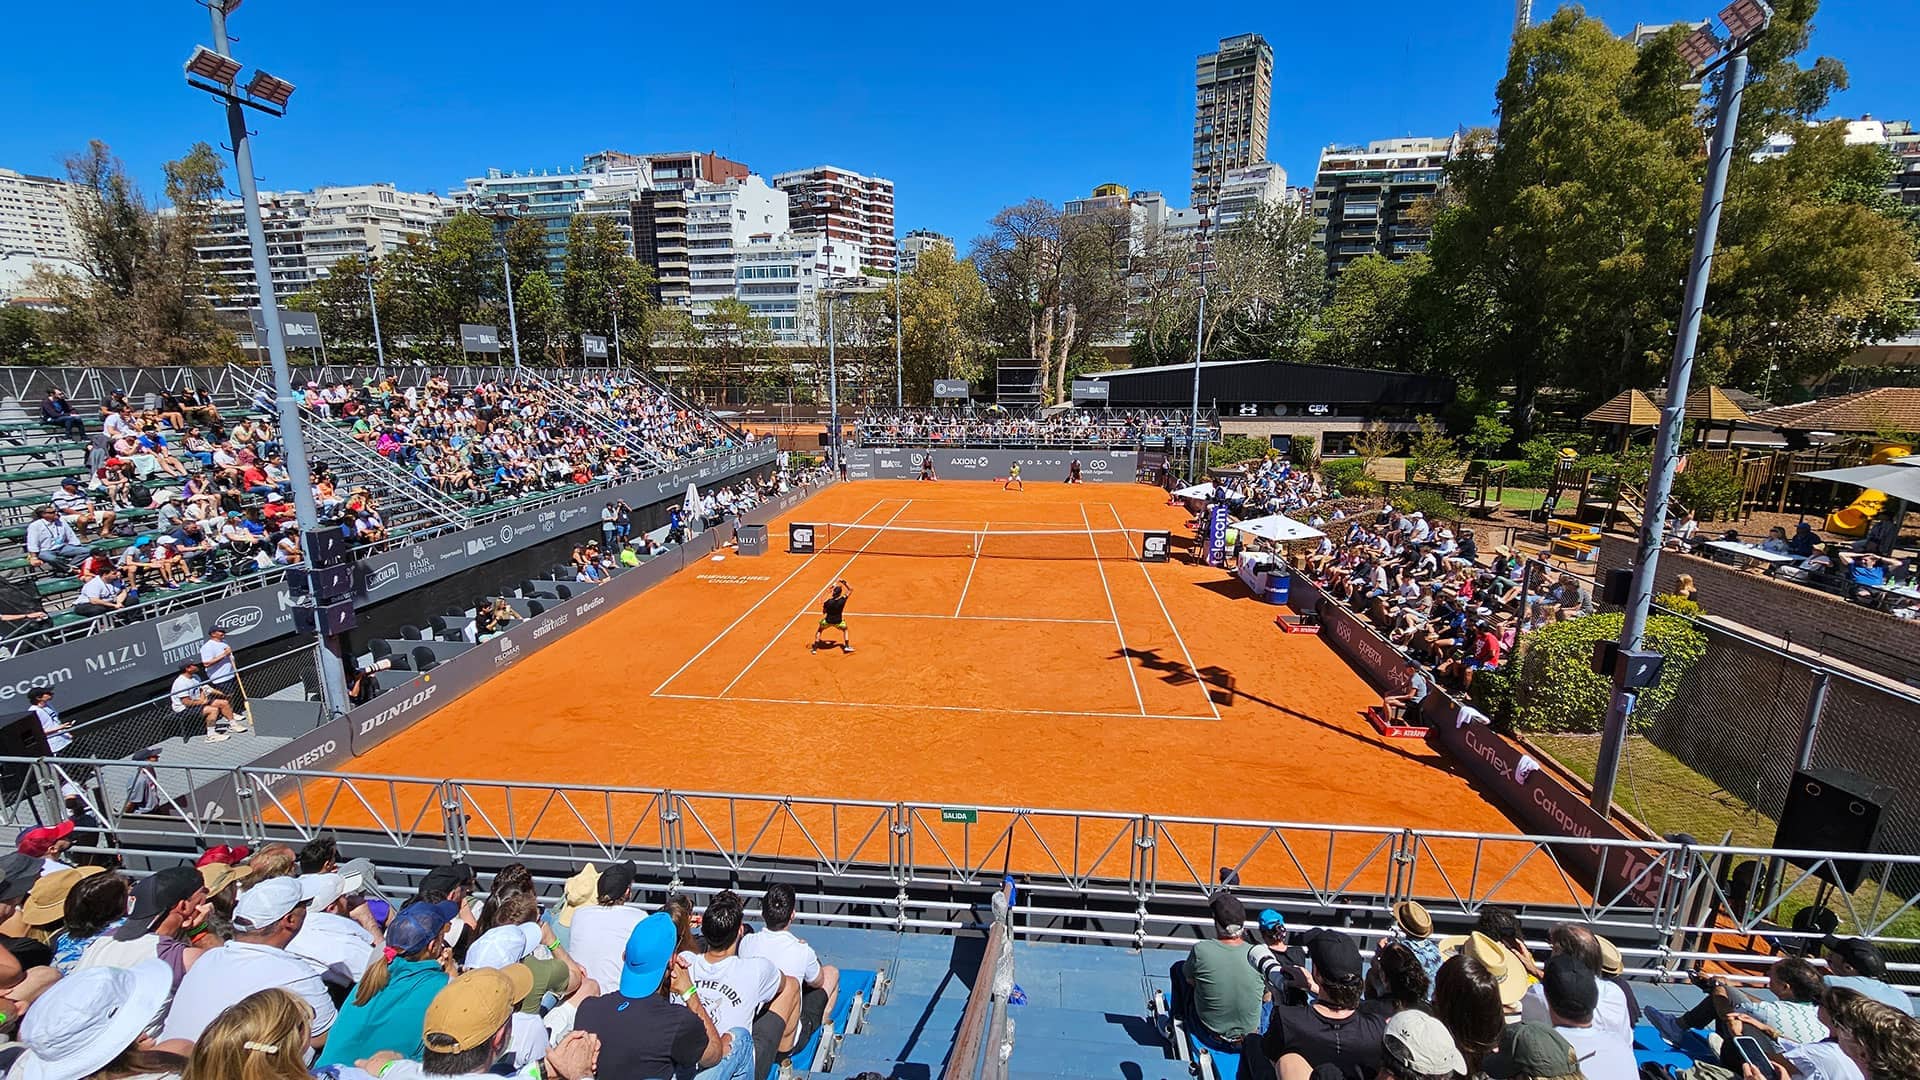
xmin=1285 ymin=570 xmax=1410 ymax=696
xmin=0 ymin=449 xmax=775 ymax=710
xmin=842 ymin=448 xmax=1137 ymax=483
xmin=344 ymin=482 xmax=818 ymax=757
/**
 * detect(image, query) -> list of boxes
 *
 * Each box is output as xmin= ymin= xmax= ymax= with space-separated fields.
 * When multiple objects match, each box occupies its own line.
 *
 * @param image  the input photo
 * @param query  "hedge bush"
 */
xmin=1321 ymin=458 xmax=1368 ymax=494
xmin=1391 ymin=488 xmax=1467 ymax=521
xmin=1475 ymin=611 xmax=1706 ymax=734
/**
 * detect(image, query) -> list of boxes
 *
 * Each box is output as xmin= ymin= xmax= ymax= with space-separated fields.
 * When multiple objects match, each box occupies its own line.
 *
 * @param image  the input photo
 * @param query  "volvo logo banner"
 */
xmin=789 ymin=524 xmax=816 ymax=554
xmin=1141 ymin=531 xmax=1171 ymax=563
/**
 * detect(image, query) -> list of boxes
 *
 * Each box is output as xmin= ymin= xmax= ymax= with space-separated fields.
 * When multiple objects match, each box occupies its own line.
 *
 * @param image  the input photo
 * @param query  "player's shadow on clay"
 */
xmin=1110 ymin=646 xmax=1441 ymax=769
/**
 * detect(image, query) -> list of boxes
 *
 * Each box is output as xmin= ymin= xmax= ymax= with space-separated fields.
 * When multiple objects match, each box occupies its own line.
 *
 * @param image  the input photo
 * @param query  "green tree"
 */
xmin=694 ymin=298 xmax=777 ymax=402
xmin=898 ymin=246 xmax=992 ymax=403
xmin=1464 ymin=409 xmax=1514 ymax=462
xmin=0 ymin=306 xmax=62 ymax=364
xmin=380 ymin=211 xmax=514 ymax=362
xmin=1305 ymin=253 xmax=1432 ymax=370
xmin=560 ymin=216 xmax=655 ymax=363
xmin=285 ymin=254 xmax=379 ymax=363
xmin=33 ymin=141 xmax=235 ymax=365
xmin=1131 ymin=200 xmax=1326 ymax=365
xmin=1405 ymin=414 xmax=1464 ymax=482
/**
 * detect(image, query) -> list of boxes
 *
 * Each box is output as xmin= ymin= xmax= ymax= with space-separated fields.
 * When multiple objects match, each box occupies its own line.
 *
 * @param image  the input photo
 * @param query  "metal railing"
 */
xmin=8 ymin=758 xmax=1917 ymax=987
xmin=56 ymin=644 xmax=319 ymax=763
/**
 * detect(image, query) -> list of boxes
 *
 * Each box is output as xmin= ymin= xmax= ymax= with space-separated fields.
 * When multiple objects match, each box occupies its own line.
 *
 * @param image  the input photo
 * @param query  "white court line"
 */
xmin=715 ymin=499 xmax=915 ymax=697
xmin=652 ymin=691 xmax=1215 ymax=723
xmin=1108 ymin=501 xmax=1221 ymax=721
xmin=954 ymin=520 xmax=985 ymax=617
xmin=846 ymin=612 xmax=1114 ymax=626
xmin=650 ymin=497 xmax=888 ymax=696
xmin=1083 ymin=503 xmax=1147 ymax=717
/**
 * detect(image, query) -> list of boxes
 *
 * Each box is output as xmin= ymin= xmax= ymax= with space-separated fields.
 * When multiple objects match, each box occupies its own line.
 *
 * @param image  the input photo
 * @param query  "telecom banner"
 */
xmin=1205 ymin=502 xmax=1230 ymax=566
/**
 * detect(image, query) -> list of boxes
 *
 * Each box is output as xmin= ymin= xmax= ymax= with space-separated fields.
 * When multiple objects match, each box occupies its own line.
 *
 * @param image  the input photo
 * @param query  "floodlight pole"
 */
xmin=610 ymin=290 xmax=622 ymax=368
xmin=366 ymin=266 xmax=386 ymax=368
xmin=826 ymin=286 xmax=841 ymax=472
xmin=202 ymin=0 xmax=352 ymax=720
xmin=893 ymin=263 xmax=904 ymax=408
xmin=1591 ymin=33 xmax=1758 ymax=814
xmin=501 ymin=255 xmax=522 ymax=369
xmin=1189 ymin=211 xmax=1209 ymax=482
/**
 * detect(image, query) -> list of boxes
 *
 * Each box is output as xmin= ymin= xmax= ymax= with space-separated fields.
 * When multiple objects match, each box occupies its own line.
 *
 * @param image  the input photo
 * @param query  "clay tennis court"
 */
xmin=317 ymin=480 xmax=1583 ymax=903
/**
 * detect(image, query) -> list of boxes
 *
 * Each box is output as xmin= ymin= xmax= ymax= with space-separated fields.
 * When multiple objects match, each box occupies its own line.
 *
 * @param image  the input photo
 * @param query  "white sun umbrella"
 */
xmin=1799 ymin=461 xmax=1920 ymax=505
xmin=1171 ymin=481 xmax=1216 ymax=499
xmin=1235 ymin=513 xmax=1324 ymax=543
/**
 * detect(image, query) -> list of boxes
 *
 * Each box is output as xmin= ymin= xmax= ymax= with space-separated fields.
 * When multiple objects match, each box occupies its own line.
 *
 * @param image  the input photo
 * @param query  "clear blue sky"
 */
xmin=3 ymin=1 xmax=1914 ymax=251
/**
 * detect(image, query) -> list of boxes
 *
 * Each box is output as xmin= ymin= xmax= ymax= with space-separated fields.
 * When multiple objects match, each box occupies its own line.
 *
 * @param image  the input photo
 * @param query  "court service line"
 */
xmin=1082 ymin=503 xmax=1147 ymax=717
xmin=953 ymin=520 xmax=986 ymax=617
xmin=650 ymin=497 xmax=888 ymax=696
xmin=651 ymin=691 xmax=1215 ymax=724
xmin=1108 ymin=501 xmax=1222 ymax=721
xmin=850 ymin=612 xmax=1113 ymax=626
xmin=714 ymin=499 xmax=916 ymax=697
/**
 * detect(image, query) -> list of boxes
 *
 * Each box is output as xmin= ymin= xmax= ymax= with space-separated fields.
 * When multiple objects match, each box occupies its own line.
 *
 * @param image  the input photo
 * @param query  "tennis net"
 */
xmin=794 ymin=522 xmax=1164 ymax=561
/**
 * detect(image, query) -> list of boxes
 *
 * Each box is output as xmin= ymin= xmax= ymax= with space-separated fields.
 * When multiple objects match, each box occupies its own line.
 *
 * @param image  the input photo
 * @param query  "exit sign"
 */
xmin=940 ymin=808 xmax=978 ymax=824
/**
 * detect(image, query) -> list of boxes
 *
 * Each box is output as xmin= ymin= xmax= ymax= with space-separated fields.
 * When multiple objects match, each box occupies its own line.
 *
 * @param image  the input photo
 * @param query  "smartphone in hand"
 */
xmin=1732 ymin=1035 xmax=1773 ymax=1075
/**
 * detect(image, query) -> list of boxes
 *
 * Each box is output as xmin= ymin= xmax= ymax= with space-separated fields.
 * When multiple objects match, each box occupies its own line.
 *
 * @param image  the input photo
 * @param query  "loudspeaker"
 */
xmin=1601 ymin=567 xmax=1633 ymax=606
xmin=0 ymin=713 xmax=51 ymax=800
xmin=1592 ymin=640 xmax=1619 ymax=678
xmin=1774 ymin=768 xmax=1895 ymax=890
xmin=817 ymin=432 xmax=831 ymax=447
xmin=288 ymin=564 xmax=356 ymax=599
xmin=292 ymin=599 xmax=357 ymax=636
xmin=306 ymin=528 xmax=350 ymax=569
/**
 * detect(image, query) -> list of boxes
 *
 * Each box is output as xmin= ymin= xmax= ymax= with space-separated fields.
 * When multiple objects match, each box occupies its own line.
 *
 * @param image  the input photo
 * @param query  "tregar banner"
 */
xmin=0 ymin=448 xmax=774 ymax=710
xmin=841 ymin=448 xmax=1137 ymax=483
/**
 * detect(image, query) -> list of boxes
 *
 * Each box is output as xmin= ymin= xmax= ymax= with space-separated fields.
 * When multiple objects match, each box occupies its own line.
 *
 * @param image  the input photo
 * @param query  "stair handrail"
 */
xmin=945 ymin=879 xmax=1016 ymax=1080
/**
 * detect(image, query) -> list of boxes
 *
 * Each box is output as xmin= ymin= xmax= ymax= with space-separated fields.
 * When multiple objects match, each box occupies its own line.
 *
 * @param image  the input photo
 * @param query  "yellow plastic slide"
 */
xmin=1825 ymin=444 xmax=1912 ymax=536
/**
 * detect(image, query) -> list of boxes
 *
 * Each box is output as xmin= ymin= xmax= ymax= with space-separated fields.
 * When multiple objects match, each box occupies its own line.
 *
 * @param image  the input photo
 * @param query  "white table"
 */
xmin=1703 ymin=540 xmax=1799 ymax=572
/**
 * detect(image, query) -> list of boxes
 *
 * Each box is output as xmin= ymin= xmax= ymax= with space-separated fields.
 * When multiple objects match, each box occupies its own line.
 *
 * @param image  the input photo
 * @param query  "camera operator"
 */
xmin=347 ymin=657 xmax=394 ymax=706
xmin=1246 ymin=908 xmax=1311 ymax=1008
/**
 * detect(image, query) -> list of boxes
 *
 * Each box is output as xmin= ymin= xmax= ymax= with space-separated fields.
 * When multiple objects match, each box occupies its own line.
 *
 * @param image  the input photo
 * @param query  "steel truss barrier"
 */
xmin=6 ymin=756 xmax=1916 ymax=987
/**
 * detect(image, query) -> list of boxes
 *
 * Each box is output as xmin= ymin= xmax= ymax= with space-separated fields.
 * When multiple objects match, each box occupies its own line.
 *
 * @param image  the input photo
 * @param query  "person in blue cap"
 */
xmin=574 ymin=910 xmax=754 ymax=1079
xmin=315 ymin=900 xmax=458 ymax=1067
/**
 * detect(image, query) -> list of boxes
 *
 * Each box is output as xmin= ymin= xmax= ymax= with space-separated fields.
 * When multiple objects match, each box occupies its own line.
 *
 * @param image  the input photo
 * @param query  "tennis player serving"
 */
xmin=811 ymin=578 xmax=854 ymax=653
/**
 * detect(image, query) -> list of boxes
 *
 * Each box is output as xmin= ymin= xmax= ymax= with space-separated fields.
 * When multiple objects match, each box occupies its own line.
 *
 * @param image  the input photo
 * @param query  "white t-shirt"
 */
xmin=169 ymin=674 xmax=203 ymax=712
xmin=1781 ymin=1040 xmax=1866 ymax=1080
xmin=678 ymin=950 xmax=782 ymax=1035
xmin=737 ymin=928 xmax=821 ymax=985
xmin=567 ymin=904 xmax=646 ymax=996
xmin=159 ymin=941 xmax=336 ymax=1043
xmin=32 ymin=704 xmax=70 ymax=753
xmin=200 ymin=638 xmax=236 ymax=682
xmin=1555 ymin=1022 xmax=1638 ymax=1080
xmin=287 ymin=909 xmax=379 ymax=986
xmin=1521 ymin=978 xmax=1632 ymax=1041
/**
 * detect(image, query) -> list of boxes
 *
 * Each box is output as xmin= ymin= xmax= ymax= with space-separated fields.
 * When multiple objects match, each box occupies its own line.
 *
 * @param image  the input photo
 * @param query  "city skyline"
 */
xmin=1 ymin=1 xmax=1916 ymax=250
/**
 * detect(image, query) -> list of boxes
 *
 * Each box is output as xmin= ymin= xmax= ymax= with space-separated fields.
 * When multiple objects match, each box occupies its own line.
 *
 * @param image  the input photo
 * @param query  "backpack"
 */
xmin=127 ymin=482 xmax=154 ymax=509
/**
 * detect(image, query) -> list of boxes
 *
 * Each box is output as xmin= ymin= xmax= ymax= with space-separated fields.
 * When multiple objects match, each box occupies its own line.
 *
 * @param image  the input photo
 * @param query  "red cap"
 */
xmin=194 ymin=843 xmax=251 ymax=867
xmin=17 ymin=820 xmax=76 ymax=857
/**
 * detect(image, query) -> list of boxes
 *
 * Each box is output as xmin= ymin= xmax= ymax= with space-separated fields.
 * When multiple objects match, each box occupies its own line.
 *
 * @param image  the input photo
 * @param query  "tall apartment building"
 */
xmin=1214 ymin=163 xmax=1288 ymax=227
xmin=192 ymin=184 xmax=450 ymax=312
xmin=1192 ymin=34 xmax=1273 ymax=211
xmin=734 ymin=233 xmax=862 ymax=341
xmin=1754 ymin=117 xmax=1920 ymax=205
xmin=0 ymin=168 xmax=88 ymax=298
xmin=685 ymin=176 xmax=789 ymax=318
xmin=458 ymin=150 xmax=748 ymax=273
xmin=1311 ymin=135 xmax=1459 ymax=275
xmin=897 ymin=229 xmax=954 ymax=274
xmin=771 ymin=166 xmax=896 ymax=273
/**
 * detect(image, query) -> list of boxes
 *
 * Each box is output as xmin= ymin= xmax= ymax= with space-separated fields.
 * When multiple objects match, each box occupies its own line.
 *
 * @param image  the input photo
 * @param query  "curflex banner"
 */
xmin=841 ymin=448 xmax=1137 ymax=483
xmin=0 ymin=449 xmax=775 ymax=711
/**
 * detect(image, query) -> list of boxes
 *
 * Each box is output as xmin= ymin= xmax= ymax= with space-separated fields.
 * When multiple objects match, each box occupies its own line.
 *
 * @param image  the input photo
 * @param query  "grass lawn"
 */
xmin=1499 ymin=488 xmax=1550 ymax=511
xmin=1529 ymin=733 xmax=1920 ymax=942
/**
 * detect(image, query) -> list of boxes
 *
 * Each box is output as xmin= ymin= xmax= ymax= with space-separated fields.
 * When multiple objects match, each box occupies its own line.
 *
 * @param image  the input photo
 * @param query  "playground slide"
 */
xmin=1824 ymin=444 xmax=1911 ymax=536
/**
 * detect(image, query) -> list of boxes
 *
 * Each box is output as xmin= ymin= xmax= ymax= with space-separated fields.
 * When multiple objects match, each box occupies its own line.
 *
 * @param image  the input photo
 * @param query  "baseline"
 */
xmin=651 ymin=691 xmax=1215 ymax=724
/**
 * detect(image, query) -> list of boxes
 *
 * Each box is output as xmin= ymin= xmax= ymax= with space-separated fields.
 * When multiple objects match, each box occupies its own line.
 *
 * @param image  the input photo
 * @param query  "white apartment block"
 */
xmin=1214 ymin=163 xmax=1288 ymax=227
xmin=0 ymin=168 xmax=88 ymax=298
xmin=771 ymin=166 xmax=897 ymax=273
xmin=898 ymin=229 xmax=953 ymax=275
xmin=734 ymin=233 xmax=861 ymax=342
xmin=193 ymin=184 xmax=450 ymax=311
xmin=687 ymin=175 xmax=790 ymax=318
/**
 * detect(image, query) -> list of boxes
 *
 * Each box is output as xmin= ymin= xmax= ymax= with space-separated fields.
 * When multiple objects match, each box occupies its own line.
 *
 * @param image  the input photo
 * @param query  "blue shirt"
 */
xmin=315 ymin=957 xmax=450 ymax=1067
xmin=1826 ymin=974 xmax=1914 ymax=1016
xmin=1850 ymin=562 xmax=1887 ymax=587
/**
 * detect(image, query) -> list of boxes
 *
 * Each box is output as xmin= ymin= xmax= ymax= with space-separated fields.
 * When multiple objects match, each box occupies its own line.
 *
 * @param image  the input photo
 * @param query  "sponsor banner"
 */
xmin=0 ymin=449 xmax=776 ymax=710
xmin=1426 ymin=698 xmax=1664 ymax=907
xmin=932 ymin=379 xmax=970 ymax=399
xmin=186 ymin=715 xmax=353 ymax=825
xmin=840 ymin=449 xmax=1137 ymax=484
xmin=459 ymin=323 xmax=502 ymax=353
xmin=1141 ymin=531 xmax=1170 ymax=563
xmin=789 ymin=523 xmax=816 ymax=554
xmin=1070 ymin=379 xmax=1110 ymax=402
xmin=582 ymin=334 xmax=609 ymax=360
xmin=1205 ymin=503 xmax=1230 ymax=567
xmin=346 ymin=481 xmax=818 ymax=757
xmin=248 ymin=308 xmax=323 ymax=350
xmin=1285 ymin=570 xmax=1410 ymax=695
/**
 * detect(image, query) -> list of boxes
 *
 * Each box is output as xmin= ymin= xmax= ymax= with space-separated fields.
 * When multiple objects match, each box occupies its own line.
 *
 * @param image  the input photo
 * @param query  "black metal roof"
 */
xmin=1085 ymin=359 xmax=1454 ymax=408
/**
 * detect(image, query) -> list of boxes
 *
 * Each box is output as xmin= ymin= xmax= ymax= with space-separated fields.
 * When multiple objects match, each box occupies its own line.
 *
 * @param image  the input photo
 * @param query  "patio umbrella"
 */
xmin=1799 ymin=462 xmax=1920 ymax=505
xmin=1235 ymin=514 xmax=1324 ymax=543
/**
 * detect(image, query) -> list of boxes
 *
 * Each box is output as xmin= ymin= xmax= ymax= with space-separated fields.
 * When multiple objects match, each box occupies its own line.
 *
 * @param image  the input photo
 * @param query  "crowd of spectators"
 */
xmin=1168 ymin=891 xmax=1918 ymax=1080
xmin=317 ymin=374 xmax=751 ymax=501
xmin=855 ymin=407 xmax=1210 ymax=448
xmin=0 ymin=825 xmax=851 ymax=1080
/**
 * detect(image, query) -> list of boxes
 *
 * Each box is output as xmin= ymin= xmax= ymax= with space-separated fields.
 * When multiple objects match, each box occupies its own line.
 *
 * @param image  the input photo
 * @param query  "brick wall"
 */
xmin=1595 ymin=535 xmax=1920 ymax=684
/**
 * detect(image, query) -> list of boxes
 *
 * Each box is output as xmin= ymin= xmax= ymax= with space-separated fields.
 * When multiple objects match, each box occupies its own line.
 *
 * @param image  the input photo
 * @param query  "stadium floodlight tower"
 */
xmin=185 ymin=0 xmax=352 ymax=719
xmin=821 ymin=273 xmax=882 ymax=472
xmin=1590 ymin=0 xmax=1773 ymax=816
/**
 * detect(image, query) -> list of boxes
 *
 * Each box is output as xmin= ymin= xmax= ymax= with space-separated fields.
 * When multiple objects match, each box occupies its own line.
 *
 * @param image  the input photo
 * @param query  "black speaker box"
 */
xmin=1773 ymin=768 xmax=1895 ymax=890
xmin=306 ymin=528 xmax=350 ymax=569
xmin=292 ymin=599 xmax=358 ymax=636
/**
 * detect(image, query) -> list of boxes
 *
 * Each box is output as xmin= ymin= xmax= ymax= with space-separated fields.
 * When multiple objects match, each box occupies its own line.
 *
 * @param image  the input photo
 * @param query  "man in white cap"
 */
xmin=1381 ymin=1010 xmax=1468 ymax=1079
xmin=158 ymin=874 xmax=336 ymax=1046
xmin=11 ymin=961 xmax=177 ymax=1079
xmin=287 ymin=870 xmax=383 ymax=988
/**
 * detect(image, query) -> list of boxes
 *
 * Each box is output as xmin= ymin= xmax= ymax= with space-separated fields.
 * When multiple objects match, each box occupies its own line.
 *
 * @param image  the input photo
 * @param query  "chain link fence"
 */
xmin=60 ymin=646 xmax=320 ymax=765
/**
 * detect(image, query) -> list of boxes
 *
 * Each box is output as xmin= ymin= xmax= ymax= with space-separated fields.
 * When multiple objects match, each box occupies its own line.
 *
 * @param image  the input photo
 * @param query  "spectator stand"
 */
xmin=855 ymin=406 xmax=1220 ymax=450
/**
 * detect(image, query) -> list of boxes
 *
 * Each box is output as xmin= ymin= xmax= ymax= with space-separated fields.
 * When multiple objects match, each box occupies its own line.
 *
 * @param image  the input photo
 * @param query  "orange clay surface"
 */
xmin=316 ymin=481 xmax=1585 ymax=903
